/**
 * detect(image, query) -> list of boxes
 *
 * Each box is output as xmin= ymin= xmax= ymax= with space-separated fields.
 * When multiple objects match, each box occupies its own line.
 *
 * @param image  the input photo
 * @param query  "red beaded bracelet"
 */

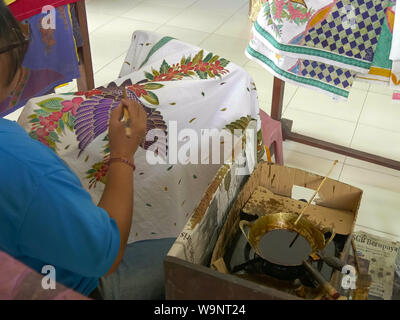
xmin=108 ymin=157 xmax=136 ymax=171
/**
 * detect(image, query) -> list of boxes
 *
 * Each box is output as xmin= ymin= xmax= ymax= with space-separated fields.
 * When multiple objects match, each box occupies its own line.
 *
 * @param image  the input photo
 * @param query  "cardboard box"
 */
xmin=165 ymin=162 xmax=363 ymax=300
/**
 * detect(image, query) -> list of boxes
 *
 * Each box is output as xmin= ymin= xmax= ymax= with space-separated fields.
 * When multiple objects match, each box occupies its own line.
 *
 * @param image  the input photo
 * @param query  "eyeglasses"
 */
xmin=0 ymin=26 xmax=30 ymax=55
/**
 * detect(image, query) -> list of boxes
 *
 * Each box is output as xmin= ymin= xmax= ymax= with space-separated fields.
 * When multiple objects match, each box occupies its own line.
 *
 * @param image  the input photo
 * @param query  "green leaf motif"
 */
xmin=196 ymin=70 xmax=208 ymax=79
xmin=160 ymin=60 xmax=171 ymax=74
xmin=34 ymin=109 xmax=51 ymax=117
xmin=30 ymin=118 xmax=40 ymax=123
xmin=29 ymin=132 xmax=38 ymax=140
xmin=151 ymin=68 xmax=160 ymax=76
xmin=203 ymin=52 xmax=213 ymax=62
xmin=192 ymin=50 xmax=204 ymax=65
xmin=46 ymin=138 xmax=56 ymax=150
xmin=62 ymin=113 xmax=69 ymax=127
xmin=207 ymin=70 xmax=215 ymax=78
xmin=58 ymin=119 xmax=65 ymax=133
xmin=185 ymin=56 xmax=191 ymax=65
xmin=37 ymin=98 xmax=64 ymax=112
xmin=225 ymin=115 xmax=254 ymax=133
xmin=142 ymin=83 xmax=164 ymax=90
xmin=144 ymin=71 xmax=154 ymax=80
xmin=208 ymin=55 xmax=219 ymax=64
xmin=67 ymin=113 xmax=75 ymax=130
xmin=139 ymin=36 xmax=175 ymax=69
xmin=219 ymin=58 xmax=230 ymax=67
xmin=48 ymin=131 xmax=60 ymax=143
xmin=180 ymin=57 xmax=186 ymax=66
xmin=142 ymin=91 xmax=159 ymax=105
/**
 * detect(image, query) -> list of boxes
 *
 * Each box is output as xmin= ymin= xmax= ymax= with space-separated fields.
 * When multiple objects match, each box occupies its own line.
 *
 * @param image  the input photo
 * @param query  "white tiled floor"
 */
xmin=5 ymin=0 xmax=400 ymax=241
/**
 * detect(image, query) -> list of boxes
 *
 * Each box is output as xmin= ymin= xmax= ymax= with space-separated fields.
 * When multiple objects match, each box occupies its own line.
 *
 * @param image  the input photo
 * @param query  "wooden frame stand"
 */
xmin=75 ymin=1 xmax=94 ymax=91
xmin=271 ymin=77 xmax=400 ymax=171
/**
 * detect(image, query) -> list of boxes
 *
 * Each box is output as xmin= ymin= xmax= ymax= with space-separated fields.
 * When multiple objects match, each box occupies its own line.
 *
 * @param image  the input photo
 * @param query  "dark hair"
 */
xmin=0 ymin=1 xmax=28 ymax=85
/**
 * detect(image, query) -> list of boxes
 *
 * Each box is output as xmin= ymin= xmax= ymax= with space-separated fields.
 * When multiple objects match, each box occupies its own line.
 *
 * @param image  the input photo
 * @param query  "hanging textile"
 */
xmin=7 ymin=0 xmax=80 ymax=21
xmin=0 ymin=5 xmax=80 ymax=117
xmin=354 ymin=1 xmax=397 ymax=88
xmin=246 ymin=0 xmax=391 ymax=99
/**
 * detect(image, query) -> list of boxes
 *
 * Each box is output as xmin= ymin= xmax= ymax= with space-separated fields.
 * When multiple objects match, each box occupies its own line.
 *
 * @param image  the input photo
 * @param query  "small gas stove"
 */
xmin=223 ymin=217 xmax=338 ymax=294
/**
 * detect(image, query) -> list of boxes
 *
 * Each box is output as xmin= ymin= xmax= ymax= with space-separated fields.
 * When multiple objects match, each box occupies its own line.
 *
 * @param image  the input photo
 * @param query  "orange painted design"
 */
xmin=392 ymin=73 xmax=400 ymax=86
xmin=306 ymin=1 xmax=335 ymax=31
xmin=368 ymin=67 xmax=391 ymax=78
xmin=386 ymin=7 xmax=395 ymax=33
xmin=290 ymin=0 xmax=308 ymax=8
xmin=356 ymin=76 xmax=388 ymax=82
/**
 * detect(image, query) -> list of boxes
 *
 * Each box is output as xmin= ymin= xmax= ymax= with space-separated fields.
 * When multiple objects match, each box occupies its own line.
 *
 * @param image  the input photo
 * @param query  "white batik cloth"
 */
xmin=17 ymin=30 xmax=262 ymax=244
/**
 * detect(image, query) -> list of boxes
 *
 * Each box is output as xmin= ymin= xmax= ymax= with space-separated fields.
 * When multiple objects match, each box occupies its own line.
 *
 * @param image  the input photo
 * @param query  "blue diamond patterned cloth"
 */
xmin=301 ymin=60 xmax=355 ymax=89
xmin=246 ymin=0 xmax=393 ymax=100
xmin=304 ymin=0 xmax=387 ymax=63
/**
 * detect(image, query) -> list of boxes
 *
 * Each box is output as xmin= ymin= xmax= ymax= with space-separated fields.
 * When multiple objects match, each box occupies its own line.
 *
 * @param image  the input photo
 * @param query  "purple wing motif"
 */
xmin=97 ymin=79 xmax=133 ymax=100
xmin=75 ymin=80 xmax=168 ymax=158
xmin=75 ymin=95 xmax=120 ymax=156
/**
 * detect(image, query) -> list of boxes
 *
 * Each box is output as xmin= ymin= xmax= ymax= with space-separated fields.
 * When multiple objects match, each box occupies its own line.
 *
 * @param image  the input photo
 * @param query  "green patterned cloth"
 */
xmin=246 ymin=0 xmax=392 ymax=99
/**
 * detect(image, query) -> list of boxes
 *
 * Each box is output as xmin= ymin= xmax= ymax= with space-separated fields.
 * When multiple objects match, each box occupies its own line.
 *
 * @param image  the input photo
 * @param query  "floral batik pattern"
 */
xmin=79 ymin=50 xmax=231 ymax=189
xmin=28 ymin=97 xmax=83 ymax=151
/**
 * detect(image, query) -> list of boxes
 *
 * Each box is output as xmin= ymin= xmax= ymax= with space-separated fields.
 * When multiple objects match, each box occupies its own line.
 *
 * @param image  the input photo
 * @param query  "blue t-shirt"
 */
xmin=0 ymin=118 xmax=120 ymax=296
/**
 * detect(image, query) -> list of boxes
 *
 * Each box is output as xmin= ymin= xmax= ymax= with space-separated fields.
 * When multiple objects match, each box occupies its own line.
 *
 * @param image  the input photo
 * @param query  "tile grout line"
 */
xmin=338 ymin=89 xmax=369 ymax=180
xmin=85 ymin=0 xmax=146 ymax=20
xmin=152 ymin=1 xmax=198 ymax=32
xmin=282 ymin=87 xmax=298 ymax=116
xmin=198 ymin=3 xmax=251 ymax=46
xmin=339 ymin=161 xmax=400 ymax=180
xmin=286 ymin=106 xmax=361 ymax=125
xmin=94 ymin=51 xmax=128 ymax=75
xmin=347 ymin=120 xmax=400 ymax=136
xmin=152 ymin=0 xmax=209 ymax=41
xmin=92 ymin=45 xmax=132 ymax=85
xmin=284 ymin=147 xmax=346 ymax=165
xmin=337 ymin=161 xmax=345 ymax=181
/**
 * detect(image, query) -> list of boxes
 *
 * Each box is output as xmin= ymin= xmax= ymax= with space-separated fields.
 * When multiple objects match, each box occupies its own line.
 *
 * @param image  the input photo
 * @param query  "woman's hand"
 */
xmin=109 ymin=98 xmax=147 ymax=159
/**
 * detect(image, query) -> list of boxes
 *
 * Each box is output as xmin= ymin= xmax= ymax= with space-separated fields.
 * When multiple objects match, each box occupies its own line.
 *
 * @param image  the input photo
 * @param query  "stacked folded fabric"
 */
xmin=246 ymin=0 xmax=396 ymax=100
